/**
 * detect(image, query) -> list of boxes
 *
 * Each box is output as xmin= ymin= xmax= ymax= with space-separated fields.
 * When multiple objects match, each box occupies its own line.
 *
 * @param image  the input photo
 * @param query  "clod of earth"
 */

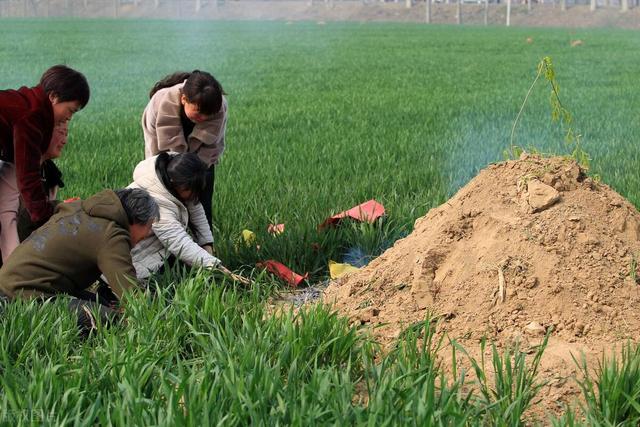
xmin=526 ymin=179 xmax=560 ymax=212
xmin=525 ymin=321 xmax=546 ymax=336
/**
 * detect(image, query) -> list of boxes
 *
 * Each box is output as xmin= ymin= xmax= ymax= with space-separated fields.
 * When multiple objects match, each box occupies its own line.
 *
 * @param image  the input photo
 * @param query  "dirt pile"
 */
xmin=325 ymin=154 xmax=640 ymax=407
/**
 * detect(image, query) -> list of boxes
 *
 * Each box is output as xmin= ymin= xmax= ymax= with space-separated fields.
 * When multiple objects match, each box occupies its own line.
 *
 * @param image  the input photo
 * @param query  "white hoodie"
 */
xmin=128 ymin=155 xmax=221 ymax=279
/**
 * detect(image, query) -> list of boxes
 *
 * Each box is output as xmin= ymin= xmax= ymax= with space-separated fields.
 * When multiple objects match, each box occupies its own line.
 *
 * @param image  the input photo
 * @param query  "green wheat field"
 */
xmin=1 ymin=20 xmax=640 ymax=425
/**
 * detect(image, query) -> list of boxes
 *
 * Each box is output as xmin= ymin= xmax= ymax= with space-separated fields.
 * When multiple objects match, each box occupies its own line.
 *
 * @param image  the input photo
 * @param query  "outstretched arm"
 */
xmin=152 ymin=208 xmax=221 ymax=268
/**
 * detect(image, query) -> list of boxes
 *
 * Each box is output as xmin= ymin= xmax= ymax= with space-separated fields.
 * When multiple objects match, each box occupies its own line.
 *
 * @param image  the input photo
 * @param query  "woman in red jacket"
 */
xmin=0 ymin=65 xmax=89 ymax=262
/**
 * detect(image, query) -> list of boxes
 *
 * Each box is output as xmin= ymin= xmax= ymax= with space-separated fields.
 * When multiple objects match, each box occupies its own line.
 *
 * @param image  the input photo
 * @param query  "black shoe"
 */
xmin=0 ymin=293 xmax=9 ymax=315
xmin=67 ymin=298 xmax=119 ymax=338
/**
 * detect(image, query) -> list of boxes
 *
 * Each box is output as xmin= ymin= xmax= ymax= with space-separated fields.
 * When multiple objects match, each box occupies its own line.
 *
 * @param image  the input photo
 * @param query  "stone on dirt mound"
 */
xmin=526 ymin=180 xmax=560 ymax=212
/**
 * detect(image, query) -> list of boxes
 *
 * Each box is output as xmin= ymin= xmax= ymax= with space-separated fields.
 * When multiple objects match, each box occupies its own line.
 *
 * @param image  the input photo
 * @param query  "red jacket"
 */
xmin=0 ymin=85 xmax=55 ymax=223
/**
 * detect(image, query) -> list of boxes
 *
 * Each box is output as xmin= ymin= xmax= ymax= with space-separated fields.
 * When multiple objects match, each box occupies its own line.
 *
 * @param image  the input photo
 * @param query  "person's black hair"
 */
xmin=155 ymin=152 xmax=208 ymax=203
xmin=39 ymin=65 xmax=90 ymax=108
xmin=115 ymin=188 xmax=160 ymax=225
xmin=149 ymin=70 xmax=224 ymax=116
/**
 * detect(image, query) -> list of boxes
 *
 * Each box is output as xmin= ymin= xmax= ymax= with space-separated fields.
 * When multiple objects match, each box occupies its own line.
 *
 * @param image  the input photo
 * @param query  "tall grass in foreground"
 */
xmin=573 ymin=343 xmax=640 ymax=426
xmin=548 ymin=342 xmax=640 ymax=426
xmin=3 ymin=271 xmax=640 ymax=425
xmin=455 ymin=335 xmax=549 ymax=426
xmin=364 ymin=320 xmax=476 ymax=425
xmin=0 ymin=274 xmax=557 ymax=425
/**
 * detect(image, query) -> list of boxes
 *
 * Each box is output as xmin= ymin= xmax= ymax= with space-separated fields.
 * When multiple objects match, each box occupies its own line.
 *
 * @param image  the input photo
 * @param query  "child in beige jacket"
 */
xmin=141 ymin=70 xmax=227 ymax=234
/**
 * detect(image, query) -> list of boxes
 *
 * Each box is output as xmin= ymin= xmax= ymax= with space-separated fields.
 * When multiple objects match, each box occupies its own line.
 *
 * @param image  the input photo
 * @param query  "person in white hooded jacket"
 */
xmin=128 ymin=152 xmax=222 ymax=279
xmin=141 ymin=70 xmax=227 ymax=232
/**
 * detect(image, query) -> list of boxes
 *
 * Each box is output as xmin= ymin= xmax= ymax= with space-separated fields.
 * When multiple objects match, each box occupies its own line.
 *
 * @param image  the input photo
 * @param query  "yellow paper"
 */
xmin=329 ymin=260 xmax=359 ymax=279
xmin=242 ymin=229 xmax=256 ymax=245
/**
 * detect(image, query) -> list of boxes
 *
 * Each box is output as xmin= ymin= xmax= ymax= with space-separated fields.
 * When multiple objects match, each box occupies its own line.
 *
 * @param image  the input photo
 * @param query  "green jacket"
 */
xmin=0 ymin=190 xmax=139 ymax=300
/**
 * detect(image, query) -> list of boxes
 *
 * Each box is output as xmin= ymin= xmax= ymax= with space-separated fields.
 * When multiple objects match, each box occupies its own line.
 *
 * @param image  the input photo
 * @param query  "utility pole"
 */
xmin=506 ymin=0 xmax=511 ymax=26
xmin=425 ymin=0 xmax=431 ymax=22
xmin=484 ymin=0 xmax=488 ymax=24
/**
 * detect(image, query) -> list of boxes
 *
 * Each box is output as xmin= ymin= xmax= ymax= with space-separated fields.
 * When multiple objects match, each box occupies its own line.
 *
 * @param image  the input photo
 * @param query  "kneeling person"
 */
xmin=0 ymin=188 xmax=159 ymax=332
xmin=129 ymin=152 xmax=224 ymax=279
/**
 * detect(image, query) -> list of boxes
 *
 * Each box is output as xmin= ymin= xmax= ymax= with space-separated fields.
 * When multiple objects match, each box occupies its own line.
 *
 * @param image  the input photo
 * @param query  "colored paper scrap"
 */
xmin=257 ymin=260 xmax=308 ymax=287
xmin=64 ymin=197 xmax=80 ymax=203
xmin=267 ymin=223 xmax=285 ymax=235
xmin=319 ymin=199 xmax=385 ymax=229
xmin=329 ymin=260 xmax=359 ymax=279
xmin=242 ymin=229 xmax=256 ymax=245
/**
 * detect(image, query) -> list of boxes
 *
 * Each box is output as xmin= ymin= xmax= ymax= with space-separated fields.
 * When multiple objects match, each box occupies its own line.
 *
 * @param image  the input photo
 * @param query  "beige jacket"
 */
xmin=142 ymin=82 xmax=227 ymax=167
xmin=128 ymin=156 xmax=221 ymax=279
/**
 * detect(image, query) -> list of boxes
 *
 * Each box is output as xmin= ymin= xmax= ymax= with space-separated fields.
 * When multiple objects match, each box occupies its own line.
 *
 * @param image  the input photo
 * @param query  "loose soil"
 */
xmin=324 ymin=154 xmax=640 ymax=416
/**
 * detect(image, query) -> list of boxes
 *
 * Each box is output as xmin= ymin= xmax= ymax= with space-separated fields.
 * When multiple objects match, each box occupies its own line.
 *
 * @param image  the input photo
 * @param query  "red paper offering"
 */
xmin=267 ymin=223 xmax=285 ymax=235
xmin=319 ymin=199 xmax=385 ymax=229
xmin=257 ymin=260 xmax=308 ymax=287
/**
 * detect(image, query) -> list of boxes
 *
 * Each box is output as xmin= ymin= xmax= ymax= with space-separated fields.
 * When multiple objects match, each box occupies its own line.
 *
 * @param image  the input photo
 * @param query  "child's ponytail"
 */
xmin=149 ymin=72 xmax=192 ymax=98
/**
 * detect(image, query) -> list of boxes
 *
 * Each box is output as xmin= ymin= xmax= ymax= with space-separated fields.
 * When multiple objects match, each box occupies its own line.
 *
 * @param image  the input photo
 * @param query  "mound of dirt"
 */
xmin=324 ymin=154 xmax=640 ymax=410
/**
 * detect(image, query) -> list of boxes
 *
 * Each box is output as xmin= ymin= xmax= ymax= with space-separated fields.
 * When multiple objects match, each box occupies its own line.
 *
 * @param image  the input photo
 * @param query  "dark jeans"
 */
xmin=0 ymin=291 xmax=8 ymax=307
xmin=201 ymin=165 xmax=215 ymax=230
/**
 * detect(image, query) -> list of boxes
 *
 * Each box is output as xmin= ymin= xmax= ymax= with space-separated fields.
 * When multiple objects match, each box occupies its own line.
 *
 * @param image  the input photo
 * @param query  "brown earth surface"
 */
xmin=2 ymin=0 xmax=640 ymax=29
xmin=324 ymin=154 xmax=640 ymax=416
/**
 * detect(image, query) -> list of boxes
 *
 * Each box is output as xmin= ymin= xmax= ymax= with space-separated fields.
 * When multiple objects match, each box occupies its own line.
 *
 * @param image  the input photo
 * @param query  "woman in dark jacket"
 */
xmin=0 ymin=65 xmax=89 ymax=262
xmin=16 ymin=122 xmax=68 ymax=243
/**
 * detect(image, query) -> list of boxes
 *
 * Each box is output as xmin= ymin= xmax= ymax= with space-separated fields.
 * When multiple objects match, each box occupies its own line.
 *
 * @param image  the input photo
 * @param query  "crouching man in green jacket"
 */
xmin=0 ymin=188 xmax=159 ymax=335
